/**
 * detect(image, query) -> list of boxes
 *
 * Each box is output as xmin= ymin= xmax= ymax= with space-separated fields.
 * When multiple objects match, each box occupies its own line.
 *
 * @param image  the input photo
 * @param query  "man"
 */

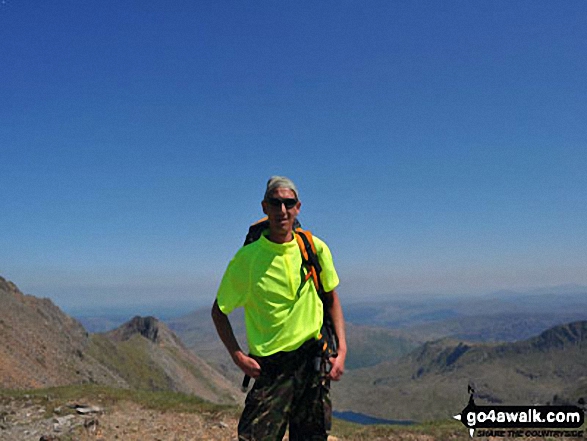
xmin=211 ymin=176 xmax=346 ymax=441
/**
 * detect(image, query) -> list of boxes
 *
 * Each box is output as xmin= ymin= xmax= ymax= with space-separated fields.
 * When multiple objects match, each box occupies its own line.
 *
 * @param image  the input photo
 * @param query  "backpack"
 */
xmin=244 ymin=217 xmax=339 ymax=363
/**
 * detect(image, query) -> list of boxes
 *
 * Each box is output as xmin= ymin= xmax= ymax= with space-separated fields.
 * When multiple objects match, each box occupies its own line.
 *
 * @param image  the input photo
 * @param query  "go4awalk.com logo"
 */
xmin=454 ymin=387 xmax=585 ymax=438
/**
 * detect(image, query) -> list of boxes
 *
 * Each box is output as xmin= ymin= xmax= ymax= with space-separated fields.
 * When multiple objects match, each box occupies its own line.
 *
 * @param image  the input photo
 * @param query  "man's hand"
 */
xmin=328 ymin=354 xmax=345 ymax=381
xmin=212 ymin=301 xmax=263 ymax=378
xmin=324 ymin=290 xmax=347 ymax=382
xmin=233 ymin=351 xmax=262 ymax=378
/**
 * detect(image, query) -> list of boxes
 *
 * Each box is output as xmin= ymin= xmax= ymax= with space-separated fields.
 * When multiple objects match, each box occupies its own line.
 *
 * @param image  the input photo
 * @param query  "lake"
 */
xmin=333 ymin=410 xmax=415 ymax=426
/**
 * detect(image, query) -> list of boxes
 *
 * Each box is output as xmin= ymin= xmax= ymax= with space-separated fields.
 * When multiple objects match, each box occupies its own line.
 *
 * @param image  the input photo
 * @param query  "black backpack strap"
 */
xmin=244 ymin=217 xmax=268 ymax=245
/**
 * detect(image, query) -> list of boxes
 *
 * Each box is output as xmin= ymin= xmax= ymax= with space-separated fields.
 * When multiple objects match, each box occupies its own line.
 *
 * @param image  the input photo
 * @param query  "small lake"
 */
xmin=333 ymin=410 xmax=415 ymax=426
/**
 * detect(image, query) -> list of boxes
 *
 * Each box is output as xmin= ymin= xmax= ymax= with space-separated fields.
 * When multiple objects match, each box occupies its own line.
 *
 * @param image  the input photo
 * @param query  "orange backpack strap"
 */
xmin=252 ymin=216 xmax=268 ymax=225
xmin=294 ymin=228 xmax=322 ymax=292
xmin=295 ymin=228 xmax=338 ymax=360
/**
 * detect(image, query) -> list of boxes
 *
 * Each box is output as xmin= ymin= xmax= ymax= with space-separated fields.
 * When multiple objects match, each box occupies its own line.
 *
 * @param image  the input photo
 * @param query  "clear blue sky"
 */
xmin=1 ymin=1 xmax=586 ymax=313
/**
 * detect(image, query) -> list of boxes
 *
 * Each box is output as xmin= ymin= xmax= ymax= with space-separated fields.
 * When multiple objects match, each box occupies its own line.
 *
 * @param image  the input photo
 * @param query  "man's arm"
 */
xmin=211 ymin=300 xmax=261 ymax=378
xmin=325 ymin=289 xmax=346 ymax=381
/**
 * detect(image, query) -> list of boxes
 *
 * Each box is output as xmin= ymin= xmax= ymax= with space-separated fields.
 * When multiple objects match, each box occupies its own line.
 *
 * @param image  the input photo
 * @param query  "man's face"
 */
xmin=262 ymin=187 xmax=301 ymax=236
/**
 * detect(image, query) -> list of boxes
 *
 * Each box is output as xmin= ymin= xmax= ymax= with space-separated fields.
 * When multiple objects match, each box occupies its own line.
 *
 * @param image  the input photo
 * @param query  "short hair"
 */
xmin=264 ymin=176 xmax=299 ymax=200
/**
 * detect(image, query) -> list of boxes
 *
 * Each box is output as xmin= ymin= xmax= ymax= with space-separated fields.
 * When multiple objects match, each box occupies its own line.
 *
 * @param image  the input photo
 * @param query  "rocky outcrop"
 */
xmin=107 ymin=316 xmax=161 ymax=343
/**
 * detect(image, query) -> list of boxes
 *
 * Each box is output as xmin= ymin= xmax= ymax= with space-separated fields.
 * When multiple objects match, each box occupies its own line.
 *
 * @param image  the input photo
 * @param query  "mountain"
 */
xmin=0 ymin=276 xmax=125 ymax=390
xmin=333 ymin=321 xmax=587 ymax=422
xmin=0 ymin=276 xmax=238 ymax=405
xmin=89 ymin=316 xmax=239 ymax=404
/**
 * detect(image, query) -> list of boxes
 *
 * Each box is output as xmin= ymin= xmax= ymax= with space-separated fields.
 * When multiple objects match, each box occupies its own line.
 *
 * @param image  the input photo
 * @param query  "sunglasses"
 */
xmin=266 ymin=197 xmax=298 ymax=209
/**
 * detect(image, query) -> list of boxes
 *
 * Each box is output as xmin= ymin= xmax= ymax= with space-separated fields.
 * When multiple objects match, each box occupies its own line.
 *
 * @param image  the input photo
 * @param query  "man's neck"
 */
xmin=266 ymin=230 xmax=293 ymax=244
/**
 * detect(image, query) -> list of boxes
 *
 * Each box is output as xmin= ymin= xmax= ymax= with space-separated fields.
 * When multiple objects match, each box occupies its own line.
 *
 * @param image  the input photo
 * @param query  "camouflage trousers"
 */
xmin=238 ymin=339 xmax=331 ymax=441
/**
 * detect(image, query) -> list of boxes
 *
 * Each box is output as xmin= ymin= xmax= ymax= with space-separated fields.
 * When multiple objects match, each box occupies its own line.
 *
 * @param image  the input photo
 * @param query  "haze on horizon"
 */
xmin=1 ymin=1 xmax=586 ymax=313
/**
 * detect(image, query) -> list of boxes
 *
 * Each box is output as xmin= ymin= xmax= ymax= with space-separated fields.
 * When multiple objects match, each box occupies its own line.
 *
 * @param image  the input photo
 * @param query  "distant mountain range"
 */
xmin=0 ymin=276 xmax=238 ymax=405
xmin=345 ymin=288 xmax=587 ymax=329
xmin=164 ymin=287 xmax=587 ymax=373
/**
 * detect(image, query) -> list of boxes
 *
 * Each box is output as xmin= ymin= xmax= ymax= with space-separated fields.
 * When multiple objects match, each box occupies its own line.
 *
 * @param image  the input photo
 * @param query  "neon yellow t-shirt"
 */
xmin=216 ymin=232 xmax=339 ymax=357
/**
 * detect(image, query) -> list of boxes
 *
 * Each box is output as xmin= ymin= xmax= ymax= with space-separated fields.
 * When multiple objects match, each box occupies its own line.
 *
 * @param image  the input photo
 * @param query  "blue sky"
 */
xmin=1 ymin=1 xmax=586 ymax=313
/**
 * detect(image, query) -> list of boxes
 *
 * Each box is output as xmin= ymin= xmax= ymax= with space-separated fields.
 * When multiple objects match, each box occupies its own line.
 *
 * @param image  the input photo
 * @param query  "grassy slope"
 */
xmin=0 ymin=384 xmax=232 ymax=416
xmin=87 ymin=334 xmax=171 ymax=391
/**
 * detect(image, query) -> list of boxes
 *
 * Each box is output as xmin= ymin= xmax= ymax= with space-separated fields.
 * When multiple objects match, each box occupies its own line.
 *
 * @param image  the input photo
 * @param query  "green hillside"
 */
xmin=88 ymin=333 xmax=172 ymax=391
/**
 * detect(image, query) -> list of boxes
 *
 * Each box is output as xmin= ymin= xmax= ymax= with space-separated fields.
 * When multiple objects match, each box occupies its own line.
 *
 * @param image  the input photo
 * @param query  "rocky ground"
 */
xmin=0 ymin=395 xmax=240 ymax=441
xmin=0 ymin=394 xmax=445 ymax=441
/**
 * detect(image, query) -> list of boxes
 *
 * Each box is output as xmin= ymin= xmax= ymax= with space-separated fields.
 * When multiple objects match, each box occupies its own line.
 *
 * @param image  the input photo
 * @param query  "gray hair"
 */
xmin=264 ymin=176 xmax=299 ymax=200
